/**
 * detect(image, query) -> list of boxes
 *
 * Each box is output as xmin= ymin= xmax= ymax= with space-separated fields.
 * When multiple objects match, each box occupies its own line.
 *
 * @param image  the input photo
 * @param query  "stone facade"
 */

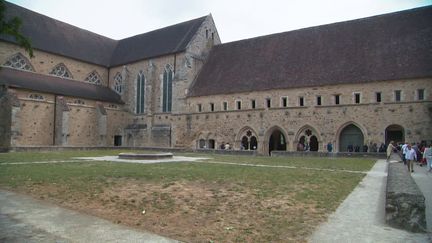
xmin=0 ymin=7 xmax=431 ymax=154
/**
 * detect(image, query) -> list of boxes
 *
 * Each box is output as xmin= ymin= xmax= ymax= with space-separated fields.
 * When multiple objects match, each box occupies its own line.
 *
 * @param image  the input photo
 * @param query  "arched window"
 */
xmin=50 ymin=63 xmax=72 ymax=78
xmin=113 ymin=72 xmax=123 ymax=94
xmin=85 ymin=71 xmax=102 ymax=85
xmin=162 ymin=65 xmax=173 ymax=112
xmin=136 ymin=71 xmax=145 ymax=114
xmin=3 ymin=53 xmax=34 ymax=71
xmin=239 ymin=129 xmax=258 ymax=150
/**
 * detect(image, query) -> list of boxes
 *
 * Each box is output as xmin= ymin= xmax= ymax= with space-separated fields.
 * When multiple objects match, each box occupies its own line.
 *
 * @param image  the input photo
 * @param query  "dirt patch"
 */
xmin=8 ymin=179 xmax=329 ymax=242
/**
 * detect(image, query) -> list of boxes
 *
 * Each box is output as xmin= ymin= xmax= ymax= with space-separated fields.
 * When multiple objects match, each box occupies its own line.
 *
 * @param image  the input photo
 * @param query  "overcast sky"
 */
xmin=9 ymin=0 xmax=432 ymax=43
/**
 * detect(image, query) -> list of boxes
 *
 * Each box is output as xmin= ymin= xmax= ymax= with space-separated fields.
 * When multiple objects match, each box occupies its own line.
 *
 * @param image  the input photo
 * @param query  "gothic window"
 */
xmin=136 ymin=71 xmax=145 ymax=114
xmin=240 ymin=129 xmax=258 ymax=150
xmin=50 ymin=63 xmax=72 ymax=78
xmin=85 ymin=71 xmax=102 ymax=85
xmin=162 ymin=65 xmax=173 ymax=112
xmin=3 ymin=53 xmax=34 ymax=71
xmin=297 ymin=128 xmax=319 ymax=151
xmin=114 ymin=72 xmax=123 ymax=94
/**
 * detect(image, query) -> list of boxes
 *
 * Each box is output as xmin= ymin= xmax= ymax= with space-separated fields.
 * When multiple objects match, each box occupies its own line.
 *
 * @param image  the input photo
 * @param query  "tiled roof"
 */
xmin=189 ymin=6 xmax=432 ymax=97
xmin=1 ymin=2 xmax=206 ymax=67
xmin=110 ymin=16 xmax=207 ymax=66
xmin=0 ymin=68 xmax=123 ymax=104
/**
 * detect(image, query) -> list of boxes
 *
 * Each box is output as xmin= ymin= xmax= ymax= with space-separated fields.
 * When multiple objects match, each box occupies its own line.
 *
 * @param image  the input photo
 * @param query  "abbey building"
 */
xmin=0 ymin=2 xmax=431 ymax=154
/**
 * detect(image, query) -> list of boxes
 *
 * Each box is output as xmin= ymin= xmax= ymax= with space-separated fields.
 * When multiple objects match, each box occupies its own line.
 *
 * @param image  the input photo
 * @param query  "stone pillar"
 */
xmin=96 ymin=102 xmax=107 ymax=146
xmin=0 ymin=87 xmax=13 ymax=151
xmin=55 ymin=96 xmax=70 ymax=145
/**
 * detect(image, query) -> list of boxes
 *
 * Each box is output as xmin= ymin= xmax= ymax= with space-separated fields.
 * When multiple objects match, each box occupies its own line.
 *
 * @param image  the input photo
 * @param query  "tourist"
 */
xmin=362 ymin=144 xmax=368 ymax=152
xmin=354 ymin=145 xmax=360 ymax=152
xmin=326 ymin=142 xmax=333 ymax=153
xmin=405 ymin=144 xmax=417 ymax=173
xmin=225 ymin=143 xmax=230 ymax=150
xmin=424 ymin=144 xmax=432 ymax=172
xmin=402 ymin=142 xmax=409 ymax=165
xmin=220 ymin=142 xmax=225 ymax=150
xmin=386 ymin=141 xmax=395 ymax=162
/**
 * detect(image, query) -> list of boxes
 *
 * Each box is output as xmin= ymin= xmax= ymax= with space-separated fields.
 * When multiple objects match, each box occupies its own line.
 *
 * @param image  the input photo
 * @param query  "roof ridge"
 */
xmin=172 ymin=16 xmax=207 ymax=53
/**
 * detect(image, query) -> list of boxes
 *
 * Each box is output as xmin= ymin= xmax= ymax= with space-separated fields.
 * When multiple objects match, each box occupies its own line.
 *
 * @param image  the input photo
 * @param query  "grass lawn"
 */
xmin=0 ymin=150 xmax=376 ymax=242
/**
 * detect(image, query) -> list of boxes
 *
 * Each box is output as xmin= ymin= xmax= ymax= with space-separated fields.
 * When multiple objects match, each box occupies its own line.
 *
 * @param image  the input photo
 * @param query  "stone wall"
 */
xmin=7 ymin=88 xmax=129 ymax=147
xmin=385 ymin=162 xmax=426 ymax=232
xmin=0 ymin=42 xmax=109 ymax=86
xmin=184 ymin=78 xmax=432 ymax=154
xmin=0 ymin=86 xmax=12 ymax=151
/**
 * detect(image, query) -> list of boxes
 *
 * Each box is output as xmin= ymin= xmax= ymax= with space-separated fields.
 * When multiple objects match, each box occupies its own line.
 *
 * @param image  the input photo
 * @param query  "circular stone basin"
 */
xmin=118 ymin=152 xmax=173 ymax=160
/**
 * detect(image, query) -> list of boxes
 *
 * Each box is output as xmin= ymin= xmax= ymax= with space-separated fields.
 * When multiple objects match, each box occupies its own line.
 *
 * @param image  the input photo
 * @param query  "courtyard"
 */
xmin=0 ymin=150 xmax=377 ymax=242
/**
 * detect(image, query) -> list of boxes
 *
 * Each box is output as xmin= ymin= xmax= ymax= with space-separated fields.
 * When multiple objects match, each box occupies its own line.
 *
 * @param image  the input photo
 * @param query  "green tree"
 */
xmin=0 ymin=0 xmax=33 ymax=57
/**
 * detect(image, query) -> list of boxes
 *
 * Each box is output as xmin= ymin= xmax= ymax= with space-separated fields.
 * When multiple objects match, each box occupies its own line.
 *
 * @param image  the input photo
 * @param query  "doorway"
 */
xmin=385 ymin=125 xmax=404 ymax=144
xmin=269 ymin=129 xmax=286 ymax=154
xmin=339 ymin=124 xmax=364 ymax=152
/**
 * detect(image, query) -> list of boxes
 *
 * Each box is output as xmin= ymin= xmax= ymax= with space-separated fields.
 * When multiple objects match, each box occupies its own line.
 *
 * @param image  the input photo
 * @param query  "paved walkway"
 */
xmin=0 ymin=190 xmax=178 ymax=243
xmin=309 ymin=158 xmax=432 ymax=243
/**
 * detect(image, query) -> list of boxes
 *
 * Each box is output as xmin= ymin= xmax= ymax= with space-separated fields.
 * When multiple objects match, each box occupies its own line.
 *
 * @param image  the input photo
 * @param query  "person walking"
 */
xmin=402 ymin=142 xmax=409 ymax=165
xmin=386 ymin=141 xmax=395 ymax=162
xmin=405 ymin=144 xmax=417 ymax=173
xmin=425 ymin=144 xmax=432 ymax=172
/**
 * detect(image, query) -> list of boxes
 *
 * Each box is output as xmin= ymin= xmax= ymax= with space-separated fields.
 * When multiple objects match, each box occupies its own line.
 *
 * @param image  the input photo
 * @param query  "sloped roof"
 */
xmin=110 ymin=16 xmax=207 ymax=66
xmin=189 ymin=6 xmax=432 ymax=97
xmin=1 ymin=2 xmax=117 ymax=67
xmin=0 ymin=2 xmax=206 ymax=67
xmin=0 ymin=68 xmax=123 ymax=104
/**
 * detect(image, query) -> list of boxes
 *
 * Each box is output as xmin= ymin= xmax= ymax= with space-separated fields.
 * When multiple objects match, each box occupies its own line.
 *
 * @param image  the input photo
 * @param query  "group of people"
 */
xmin=386 ymin=141 xmax=432 ymax=173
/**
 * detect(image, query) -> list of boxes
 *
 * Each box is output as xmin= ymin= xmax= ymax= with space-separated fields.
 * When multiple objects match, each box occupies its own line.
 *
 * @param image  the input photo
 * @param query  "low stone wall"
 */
xmin=385 ymin=163 xmax=426 ymax=232
xmin=271 ymin=151 xmax=386 ymax=158
xmin=9 ymin=146 xmax=189 ymax=153
xmin=195 ymin=148 xmax=257 ymax=156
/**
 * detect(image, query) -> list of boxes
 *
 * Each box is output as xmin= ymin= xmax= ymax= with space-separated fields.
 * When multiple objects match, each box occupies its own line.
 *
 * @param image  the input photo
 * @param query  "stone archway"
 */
xmin=268 ymin=129 xmax=287 ymax=154
xmin=339 ymin=124 xmax=364 ymax=152
xmin=385 ymin=125 xmax=404 ymax=144
xmin=310 ymin=135 xmax=319 ymax=151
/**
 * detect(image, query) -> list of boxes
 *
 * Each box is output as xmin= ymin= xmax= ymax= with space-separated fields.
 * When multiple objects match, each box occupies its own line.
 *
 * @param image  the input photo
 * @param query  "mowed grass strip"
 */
xmin=0 ymin=151 xmax=375 ymax=242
